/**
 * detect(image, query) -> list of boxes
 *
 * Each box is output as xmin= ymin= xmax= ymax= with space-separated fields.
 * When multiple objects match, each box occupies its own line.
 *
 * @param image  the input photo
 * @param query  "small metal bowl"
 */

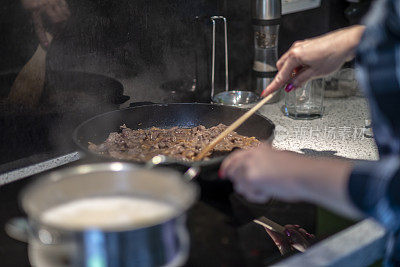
xmin=212 ymin=91 xmax=260 ymax=107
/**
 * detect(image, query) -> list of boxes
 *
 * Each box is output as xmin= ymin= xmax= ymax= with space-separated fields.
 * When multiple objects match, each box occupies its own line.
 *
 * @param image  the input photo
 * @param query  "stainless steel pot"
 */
xmin=6 ymin=162 xmax=198 ymax=267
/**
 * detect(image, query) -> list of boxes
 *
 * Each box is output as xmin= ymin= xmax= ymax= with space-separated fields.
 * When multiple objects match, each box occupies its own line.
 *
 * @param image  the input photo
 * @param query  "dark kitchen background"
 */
xmin=0 ymin=0 xmax=370 ymax=171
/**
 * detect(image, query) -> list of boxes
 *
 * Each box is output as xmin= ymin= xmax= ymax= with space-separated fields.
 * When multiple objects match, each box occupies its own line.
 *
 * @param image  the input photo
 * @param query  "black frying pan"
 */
xmin=73 ymin=103 xmax=275 ymax=172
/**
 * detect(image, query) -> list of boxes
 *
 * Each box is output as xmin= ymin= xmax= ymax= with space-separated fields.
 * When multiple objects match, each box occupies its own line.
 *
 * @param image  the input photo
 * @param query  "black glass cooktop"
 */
xmin=0 ymin=161 xmax=316 ymax=267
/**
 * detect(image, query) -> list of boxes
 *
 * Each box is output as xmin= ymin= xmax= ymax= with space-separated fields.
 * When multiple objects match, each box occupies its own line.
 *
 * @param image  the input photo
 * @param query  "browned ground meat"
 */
xmin=88 ymin=124 xmax=261 ymax=162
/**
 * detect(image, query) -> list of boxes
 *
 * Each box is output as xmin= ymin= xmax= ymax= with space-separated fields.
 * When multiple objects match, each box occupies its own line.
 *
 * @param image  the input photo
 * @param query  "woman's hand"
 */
xmin=265 ymin=225 xmax=315 ymax=255
xmin=219 ymin=145 xmax=302 ymax=203
xmin=22 ymin=0 xmax=70 ymax=49
xmin=261 ymin=25 xmax=365 ymax=97
xmin=219 ymin=144 xmax=360 ymax=219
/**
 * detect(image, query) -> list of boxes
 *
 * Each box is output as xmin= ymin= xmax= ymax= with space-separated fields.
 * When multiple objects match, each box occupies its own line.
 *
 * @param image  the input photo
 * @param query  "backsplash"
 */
xmin=0 ymin=0 xmax=353 ymax=104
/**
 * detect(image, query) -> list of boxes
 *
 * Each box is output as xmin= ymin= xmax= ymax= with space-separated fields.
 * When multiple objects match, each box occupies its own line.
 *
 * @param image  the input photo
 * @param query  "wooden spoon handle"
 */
xmin=8 ymin=33 xmax=53 ymax=108
xmin=194 ymin=92 xmax=275 ymax=161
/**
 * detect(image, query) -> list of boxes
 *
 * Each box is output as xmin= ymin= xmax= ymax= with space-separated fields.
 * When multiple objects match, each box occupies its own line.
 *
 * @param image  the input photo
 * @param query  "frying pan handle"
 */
xmin=129 ymin=101 xmax=156 ymax=108
xmin=115 ymin=95 xmax=131 ymax=105
xmin=146 ymin=155 xmax=200 ymax=181
xmin=182 ymin=166 xmax=200 ymax=181
xmin=5 ymin=217 xmax=30 ymax=243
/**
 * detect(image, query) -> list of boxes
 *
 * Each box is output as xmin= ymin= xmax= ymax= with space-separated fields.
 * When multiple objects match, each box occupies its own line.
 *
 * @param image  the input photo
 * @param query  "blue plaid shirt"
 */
xmin=350 ymin=0 xmax=400 ymax=265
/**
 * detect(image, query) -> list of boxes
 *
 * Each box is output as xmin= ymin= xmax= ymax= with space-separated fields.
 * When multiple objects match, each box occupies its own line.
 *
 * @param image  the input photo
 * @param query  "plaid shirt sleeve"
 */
xmin=350 ymin=0 xmax=400 ymax=264
xmin=351 ymin=0 xmax=400 ymax=231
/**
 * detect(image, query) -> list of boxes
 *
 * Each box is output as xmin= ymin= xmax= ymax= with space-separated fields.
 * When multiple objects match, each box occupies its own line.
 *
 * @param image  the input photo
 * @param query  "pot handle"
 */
xmin=182 ymin=166 xmax=200 ymax=181
xmin=115 ymin=95 xmax=131 ymax=105
xmin=128 ymin=101 xmax=156 ymax=108
xmin=5 ymin=217 xmax=29 ymax=243
xmin=146 ymin=155 xmax=200 ymax=181
xmin=163 ymin=217 xmax=190 ymax=267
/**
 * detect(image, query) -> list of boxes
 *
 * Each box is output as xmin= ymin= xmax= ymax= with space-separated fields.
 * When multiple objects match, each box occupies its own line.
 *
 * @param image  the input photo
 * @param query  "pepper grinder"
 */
xmin=252 ymin=0 xmax=281 ymax=103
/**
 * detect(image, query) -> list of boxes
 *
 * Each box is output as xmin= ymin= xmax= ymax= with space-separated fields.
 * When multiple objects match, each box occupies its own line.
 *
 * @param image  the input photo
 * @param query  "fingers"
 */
xmin=48 ymin=0 xmax=70 ymax=23
xmin=243 ymin=188 xmax=269 ymax=203
xmin=32 ymin=10 xmax=49 ymax=49
xmin=27 ymin=0 xmax=70 ymax=30
xmin=22 ymin=0 xmax=43 ymax=10
xmin=264 ymin=228 xmax=292 ymax=255
xmin=284 ymin=225 xmax=315 ymax=252
xmin=263 ymin=39 xmax=312 ymax=97
xmin=285 ymin=225 xmax=315 ymax=239
xmin=219 ymin=149 xmax=249 ymax=178
xmin=45 ymin=2 xmax=64 ymax=23
xmin=220 ymin=146 xmax=276 ymax=203
xmin=276 ymin=41 xmax=303 ymax=70
xmin=291 ymin=68 xmax=314 ymax=88
xmin=233 ymin=179 xmax=267 ymax=203
xmin=289 ymin=233 xmax=310 ymax=252
xmin=276 ymin=50 xmax=290 ymax=70
xmin=222 ymin=164 xmax=270 ymax=202
xmin=27 ymin=0 xmax=70 ymax=49
xmin=261 ymin=56 xmax=302 ymax=97
xmin=264 ymin=223 xmax=315 ymax=255
xmin=56 ymin=0 xmax=71 ymax=18
xmin=298 ymin=228 xmax=315 ymax=239
xmin=233 ymin=178 xmax=266 ymax=202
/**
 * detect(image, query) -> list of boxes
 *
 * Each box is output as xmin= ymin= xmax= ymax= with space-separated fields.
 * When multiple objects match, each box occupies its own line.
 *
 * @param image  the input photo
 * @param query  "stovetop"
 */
xmin=0 ymin=159 xmax=316 ymax=267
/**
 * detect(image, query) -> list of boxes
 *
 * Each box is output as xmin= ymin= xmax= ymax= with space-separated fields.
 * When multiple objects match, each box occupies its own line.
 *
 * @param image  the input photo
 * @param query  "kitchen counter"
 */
xmin=260 ymin=96 xmax=378 ymax=160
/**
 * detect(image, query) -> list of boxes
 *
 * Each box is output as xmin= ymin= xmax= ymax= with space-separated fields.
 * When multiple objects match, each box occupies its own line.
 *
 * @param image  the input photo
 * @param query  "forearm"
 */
xmin=221 ymin=146 xmax=366 ymax=218
xmin=291 ymin=155 xmax=363 ymax=219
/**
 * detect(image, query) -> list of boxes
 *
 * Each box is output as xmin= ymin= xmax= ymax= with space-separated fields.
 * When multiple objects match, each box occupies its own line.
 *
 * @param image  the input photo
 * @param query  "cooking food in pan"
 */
xmin=88 ymin=123 xmax=261 ymax=161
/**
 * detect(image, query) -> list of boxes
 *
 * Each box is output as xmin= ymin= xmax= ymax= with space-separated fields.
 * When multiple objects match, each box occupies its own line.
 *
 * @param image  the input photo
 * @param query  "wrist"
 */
xmin=288 ymin=155 xmax=353 ymax=204
xmin=288 ymin=155 xmax=322 ymax=202
xmin=344 ymin=25 xmax=366 ymax=61
xmin=276 ymin=152 xmax=321 ymax=201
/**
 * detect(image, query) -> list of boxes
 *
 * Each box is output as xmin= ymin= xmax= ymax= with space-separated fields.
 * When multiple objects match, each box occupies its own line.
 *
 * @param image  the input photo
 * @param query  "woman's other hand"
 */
xmin=265 ymin=224 xmax=315 ymax=255
xmin=261 ymin=25 xmax=365 ymax=97
xmin=22 ymin=0 xmax=70 ymax=49
xmin=219 ymin=144 xmax=359 ymax=219
xmin=219 ymin=144 xmax=302 ymax=203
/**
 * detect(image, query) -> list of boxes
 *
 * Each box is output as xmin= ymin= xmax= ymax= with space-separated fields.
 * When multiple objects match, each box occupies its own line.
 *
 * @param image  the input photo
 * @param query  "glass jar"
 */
xmin=282 ymin=78 xmax=325 ymax=119
xmin=252 ymin=25 xmax=281 ymax=103
xmin=253 ymin=25 xmax=279 ymax=72
xmin=324 ymin=68 xmax=360 ymax=98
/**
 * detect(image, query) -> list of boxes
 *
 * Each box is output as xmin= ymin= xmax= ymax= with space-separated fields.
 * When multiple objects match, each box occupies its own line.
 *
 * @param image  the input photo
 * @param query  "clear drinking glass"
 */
xmin=324 ymin=68 xmax=360 ymax=98
xmin=282 ymin=78 xmax=325 ymax=119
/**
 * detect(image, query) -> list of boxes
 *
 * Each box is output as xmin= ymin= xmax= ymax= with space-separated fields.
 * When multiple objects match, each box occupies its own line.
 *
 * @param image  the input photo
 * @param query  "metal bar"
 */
xmin=210 ymin=16 xmax=229 ymax=99
xmin=222 ymin=16 xmax=229 ymax=92
xmin=211 ymin=18 xmax=216 ymax=98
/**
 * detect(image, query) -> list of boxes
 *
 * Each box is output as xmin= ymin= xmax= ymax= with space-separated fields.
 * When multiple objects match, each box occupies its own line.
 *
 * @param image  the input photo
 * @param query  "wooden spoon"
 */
xmin=8 ymin=33 xmax=53 ymax=108
xmin=194 ymin=92 xmax=275 ymax=161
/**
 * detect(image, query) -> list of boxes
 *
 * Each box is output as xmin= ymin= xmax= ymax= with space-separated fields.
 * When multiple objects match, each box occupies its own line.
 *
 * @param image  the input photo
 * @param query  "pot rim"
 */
xmin=20 ymin=162 xmax=199 ymax=233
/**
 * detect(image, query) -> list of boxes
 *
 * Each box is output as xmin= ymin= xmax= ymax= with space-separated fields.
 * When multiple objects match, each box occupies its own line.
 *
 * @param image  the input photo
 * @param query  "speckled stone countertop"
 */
xmin=258 ymin=96 xmax=378 ymax=161
xmin=0 ymin=152 xmax=81 ymax=186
